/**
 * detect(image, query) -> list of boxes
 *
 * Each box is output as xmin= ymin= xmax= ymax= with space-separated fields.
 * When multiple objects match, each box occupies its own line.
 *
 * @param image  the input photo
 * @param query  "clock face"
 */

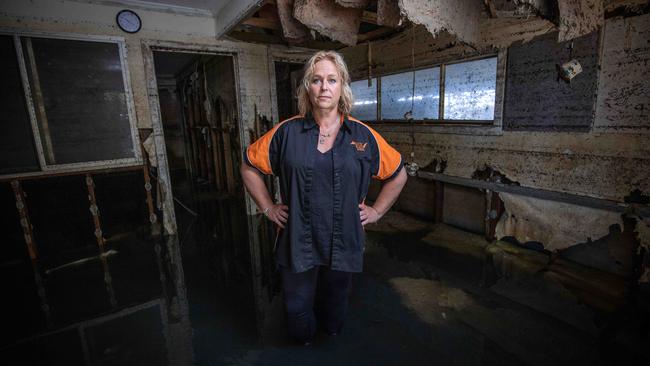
xmin=116 ymin=10 xmax=141 ymax=33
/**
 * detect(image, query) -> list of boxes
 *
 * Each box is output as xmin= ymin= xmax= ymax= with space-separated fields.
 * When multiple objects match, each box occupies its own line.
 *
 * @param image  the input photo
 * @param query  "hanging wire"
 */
xmin=405 ymin=25 xmax=419 ymax=177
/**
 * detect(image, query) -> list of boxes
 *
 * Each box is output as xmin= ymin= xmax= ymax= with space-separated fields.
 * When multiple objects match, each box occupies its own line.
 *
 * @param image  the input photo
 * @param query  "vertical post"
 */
xmin=485 ymin=190 xmax=504 ymax=241
xmin=211 ymin=128 xmax=222 ymax=191
xmin=141 ymin=142 xmax=161 ymax=238
xmin=85 ymin=174 xmax=117 ymax=308
xmin=438 ymin=64 xmax=446 ymax=121
xmin=140 ymin=142 xmax=169 ymax=304
xmin=222 ymin=115 xmax=235 ymax=194
xmin=11 ymin=180 xmax=52 ymax=327
xmin=23 ymin=37 xmax=56 ymax=164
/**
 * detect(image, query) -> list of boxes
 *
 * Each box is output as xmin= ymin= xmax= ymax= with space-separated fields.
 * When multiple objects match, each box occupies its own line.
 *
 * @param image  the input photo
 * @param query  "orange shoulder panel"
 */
xmin=348 ymin=116 xmax=402 ymax=180
xmin=246 ymin=115 xmax=301 ymax=175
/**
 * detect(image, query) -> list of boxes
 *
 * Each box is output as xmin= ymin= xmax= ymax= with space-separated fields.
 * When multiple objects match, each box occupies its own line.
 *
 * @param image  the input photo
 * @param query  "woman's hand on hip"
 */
xmin=265 ymin=204 xmax=289 ymax=229
xmin=359 ymin=203 xmax=381 ymax=226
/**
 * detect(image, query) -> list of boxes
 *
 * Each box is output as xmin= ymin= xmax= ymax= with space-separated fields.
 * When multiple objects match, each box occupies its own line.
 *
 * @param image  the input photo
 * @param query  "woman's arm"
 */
xmin=240 ymin=163 xmax=289 ymax=228
xmin=359 ymin=166 xmax=408 ymax=226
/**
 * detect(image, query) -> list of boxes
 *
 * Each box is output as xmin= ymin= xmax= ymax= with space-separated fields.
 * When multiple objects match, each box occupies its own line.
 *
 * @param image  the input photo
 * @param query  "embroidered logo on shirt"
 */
xmin=350 ymin=141 xmax=368 ymax=152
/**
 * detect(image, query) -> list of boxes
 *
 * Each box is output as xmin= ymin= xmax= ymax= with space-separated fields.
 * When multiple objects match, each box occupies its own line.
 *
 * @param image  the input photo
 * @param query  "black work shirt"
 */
xmin=245 ymin=113 xmax=403 ymax=273
xmin=311 ymin=149 xmax=334 ymax=267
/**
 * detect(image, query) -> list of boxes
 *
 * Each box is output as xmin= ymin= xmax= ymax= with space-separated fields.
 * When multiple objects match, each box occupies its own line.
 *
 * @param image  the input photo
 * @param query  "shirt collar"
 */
xmin=303 ymin=112 xmax=352 ymax=132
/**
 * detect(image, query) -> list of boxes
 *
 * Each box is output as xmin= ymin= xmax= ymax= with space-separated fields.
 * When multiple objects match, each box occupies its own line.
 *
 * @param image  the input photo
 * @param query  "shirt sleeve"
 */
xmin=368 ymin=127 xmax=403 ymax=180
xmin=244 ymin=123 xmax=283 ymax=175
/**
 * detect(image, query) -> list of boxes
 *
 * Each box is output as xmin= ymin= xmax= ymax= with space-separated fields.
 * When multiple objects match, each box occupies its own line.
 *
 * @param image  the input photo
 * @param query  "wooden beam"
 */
xmin=485 ymin=0 xmax=498 ymax=18
xmin=228 ymin=30 xmax=284 ymax=44
xmin=418 ymin=171 xmax=650 ymax=217
xmin=357 ymin=26 xmax=396 ymax=42
xmin=228 ymin=30 xmax=344 ymax=49
xmin=242 ymin=16 xmax=281 ymax=30
xmin=215 ymin=0 xmax=265 ymax=38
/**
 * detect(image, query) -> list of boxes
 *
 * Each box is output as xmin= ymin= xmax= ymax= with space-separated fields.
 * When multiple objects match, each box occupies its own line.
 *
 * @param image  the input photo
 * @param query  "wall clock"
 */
xmin=116 ymin=9 xmax=142 ymax=34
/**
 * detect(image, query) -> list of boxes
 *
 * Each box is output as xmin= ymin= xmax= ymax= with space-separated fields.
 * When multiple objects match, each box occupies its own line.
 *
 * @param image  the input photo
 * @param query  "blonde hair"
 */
xmin=297 ymin=50 xmax=354 ymax=116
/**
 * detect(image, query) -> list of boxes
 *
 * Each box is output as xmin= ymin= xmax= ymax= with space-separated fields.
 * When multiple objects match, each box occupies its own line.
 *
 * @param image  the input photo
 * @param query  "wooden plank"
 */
xmin=242 ymin=16 xmax=281 ymax=30
xmin=85 ymin=174 xmax=117 ymax=308
xmin=11 ymin=180 xmax=52 ymax=327
xmin=23 ymin=37 xmax=55 ymax=164
xmin=418 ymin=171 xmax=649 ymax=217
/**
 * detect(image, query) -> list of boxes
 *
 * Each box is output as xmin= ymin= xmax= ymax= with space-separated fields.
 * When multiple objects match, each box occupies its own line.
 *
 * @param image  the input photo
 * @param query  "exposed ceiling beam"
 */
xmin=357 ymin=26 xmax=395 ymax=42
xmin=228 ymin=30 xmax=344 ymax=49
xmin=361 ymin=10 xmax=378 ymax=24
xmin=215 ymin=0 xmax=265 ymax=38
xmin=242 ymin=16 xmax=281 ymax=30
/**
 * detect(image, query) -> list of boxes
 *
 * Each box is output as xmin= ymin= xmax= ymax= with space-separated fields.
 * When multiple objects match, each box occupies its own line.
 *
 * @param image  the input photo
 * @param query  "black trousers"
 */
xmin=281 ymin=266 xmax=353 ymax=343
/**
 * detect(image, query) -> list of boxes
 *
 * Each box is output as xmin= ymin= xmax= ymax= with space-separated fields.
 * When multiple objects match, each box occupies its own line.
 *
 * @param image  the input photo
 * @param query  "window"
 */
xmin=0 ymin=33 xmax=140 ymax=177
xmin=350 ymin=56 xmax=497 ymax=123
xmin=350 ymin=77 xmax=377 ymax=121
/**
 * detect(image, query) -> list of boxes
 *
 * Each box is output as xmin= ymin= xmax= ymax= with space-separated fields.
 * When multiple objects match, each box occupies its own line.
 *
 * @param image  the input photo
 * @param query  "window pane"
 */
xmin=413 ymin=68 xmax=440 ymax=119
xmin=444 ymin=57 xmax=497 ymax=120
xmin=350 ymin=78 xmax=377 ymax=121
xmin=0 ymin=35 xmax=39 ymax=174
xmin=23 ymin=37 xmax=135 ymax=165
xmin=381 ymin=67 xmax=440 ymax=120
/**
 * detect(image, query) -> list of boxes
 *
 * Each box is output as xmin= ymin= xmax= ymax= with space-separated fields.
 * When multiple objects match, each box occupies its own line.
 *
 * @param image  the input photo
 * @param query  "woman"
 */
xmin=241 ymin=50 xmax=407 ymax=345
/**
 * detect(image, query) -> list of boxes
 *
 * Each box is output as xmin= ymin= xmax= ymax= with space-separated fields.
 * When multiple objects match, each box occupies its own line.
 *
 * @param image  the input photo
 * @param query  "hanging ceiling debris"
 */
xmin=557 ymin=0 xmax=604 ymax=42
xmin=227 ymin=0 xmax=646 ymax=50
xmin=294 ymin=0 xmax=364 ymax=46
xmin=398 ymin=0 xmax=483 ymax=47
xmin=277 ymin=0 xmax=311 ymax=44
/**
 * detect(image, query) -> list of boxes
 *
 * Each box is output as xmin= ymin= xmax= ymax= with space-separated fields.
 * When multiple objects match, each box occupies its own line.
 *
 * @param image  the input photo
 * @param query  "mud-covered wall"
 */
xmin=342 ymin=14 xmax=650 ymax=203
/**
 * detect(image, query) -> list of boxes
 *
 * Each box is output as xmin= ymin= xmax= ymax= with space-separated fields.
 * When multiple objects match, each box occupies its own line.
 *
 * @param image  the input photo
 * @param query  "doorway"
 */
xmin=151 ymin=50 xmax=257 ymax=360
xmin=274 ymin=61 xmax=303 ymax=121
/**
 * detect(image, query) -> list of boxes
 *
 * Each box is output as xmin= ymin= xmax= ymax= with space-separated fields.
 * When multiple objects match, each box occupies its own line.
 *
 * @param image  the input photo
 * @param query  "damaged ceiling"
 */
xmin=88 ymin=1 xmax=648 ymax=50
xmin=225 ymin=0 xmax=642 ymax=49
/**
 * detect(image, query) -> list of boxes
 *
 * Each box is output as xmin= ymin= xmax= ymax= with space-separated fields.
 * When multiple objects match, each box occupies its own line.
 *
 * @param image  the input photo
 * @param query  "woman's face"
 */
xmin=308 ymin=59 xmax=342 ymax=113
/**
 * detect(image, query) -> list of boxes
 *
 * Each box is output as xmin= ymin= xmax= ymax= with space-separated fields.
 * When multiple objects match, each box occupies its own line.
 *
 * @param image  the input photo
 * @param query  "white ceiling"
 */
xmin=77 ymin=0 xmax=232 ymax=16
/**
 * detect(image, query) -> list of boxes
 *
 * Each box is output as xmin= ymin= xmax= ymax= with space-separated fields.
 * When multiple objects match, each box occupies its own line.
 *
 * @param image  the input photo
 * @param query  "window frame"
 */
xmin=0 ymin=30 xmax=142 ymax=180
xmin=351 ymin=49 xmax=507 ymax=136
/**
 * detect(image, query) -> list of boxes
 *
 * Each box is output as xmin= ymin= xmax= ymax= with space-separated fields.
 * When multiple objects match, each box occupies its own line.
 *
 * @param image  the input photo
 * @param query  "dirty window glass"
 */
xmin=22 ymin=36 xmax=135 ymax=165
xmin=380 ymin=67 xmax=440 ymax=120
xmin=443 ymin=57 xmax=497 ymax=120
xmin=350 ymin=78 xmax=377 ymax=121
xmin=0 ymin=35 xmax=40 ymax=174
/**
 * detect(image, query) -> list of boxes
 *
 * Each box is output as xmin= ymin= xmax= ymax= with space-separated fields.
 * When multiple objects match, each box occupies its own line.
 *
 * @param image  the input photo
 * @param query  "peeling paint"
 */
xmin=495 ymin=192 xmax=624 ymax=250
xmin=398 ymin=0 xmax=482 ymax=47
